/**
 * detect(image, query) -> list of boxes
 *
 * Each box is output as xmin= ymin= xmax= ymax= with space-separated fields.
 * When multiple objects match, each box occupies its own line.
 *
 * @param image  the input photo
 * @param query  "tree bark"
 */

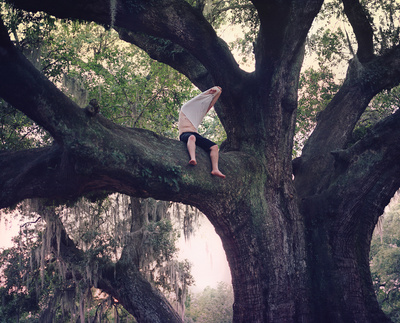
xmin=1 ymin=0 xmax=400 ymax=322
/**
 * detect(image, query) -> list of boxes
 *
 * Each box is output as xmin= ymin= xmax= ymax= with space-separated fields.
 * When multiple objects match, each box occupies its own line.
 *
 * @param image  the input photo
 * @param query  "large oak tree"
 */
xmin=1 ymin=0 xmax=400 ymax=322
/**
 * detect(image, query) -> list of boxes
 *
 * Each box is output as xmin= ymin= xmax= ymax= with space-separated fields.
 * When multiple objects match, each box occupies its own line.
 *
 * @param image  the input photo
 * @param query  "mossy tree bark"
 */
xmin=1 ymin=0 xmax=400 ymax=322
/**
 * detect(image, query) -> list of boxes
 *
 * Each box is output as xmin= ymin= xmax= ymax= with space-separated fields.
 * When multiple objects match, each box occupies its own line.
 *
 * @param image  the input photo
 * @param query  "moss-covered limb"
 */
xmin=0 ymin=17 xmax=87 ymax=142
xmin=0 ymin=122 xmax=256 ymax=210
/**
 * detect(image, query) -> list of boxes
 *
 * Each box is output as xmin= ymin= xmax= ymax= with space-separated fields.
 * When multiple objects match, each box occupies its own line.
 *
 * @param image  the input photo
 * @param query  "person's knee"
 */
xmin=210 ymin=145 xmax=218 ymax=152
xmin=188 ymin=135 xmax=196 ymax=142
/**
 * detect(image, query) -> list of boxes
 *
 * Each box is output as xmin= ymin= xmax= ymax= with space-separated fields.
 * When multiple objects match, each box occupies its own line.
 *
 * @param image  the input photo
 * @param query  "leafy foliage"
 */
xmin=185 ymin=282 xmax=233 ymax=323
xmin=371 ymin=192 xmax=400 ymax=322
xmin=0 ymin=196 xmax=193 ymax=322
xmin=0 ymin=100 xmax=51 ymax=150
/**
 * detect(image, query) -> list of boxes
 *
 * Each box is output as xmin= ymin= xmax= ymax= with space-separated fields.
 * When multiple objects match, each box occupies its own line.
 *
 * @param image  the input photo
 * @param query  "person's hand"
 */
xmin=208 ymin=86 xmax=222 ymax=94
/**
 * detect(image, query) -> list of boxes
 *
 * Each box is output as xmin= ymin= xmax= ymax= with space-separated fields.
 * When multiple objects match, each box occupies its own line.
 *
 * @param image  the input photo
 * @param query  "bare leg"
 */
xmin=209 ymin=145 xmax=225 ymax=178
xmin=187 ymin=135 xmax=197 ymax=165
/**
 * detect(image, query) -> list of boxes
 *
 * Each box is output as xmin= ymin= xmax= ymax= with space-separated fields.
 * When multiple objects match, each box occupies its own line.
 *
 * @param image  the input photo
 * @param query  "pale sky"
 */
xmin=177 ymin=214 xmax=231 ymax=293
xmin=0 ymin=210 xmax=231 ymax=294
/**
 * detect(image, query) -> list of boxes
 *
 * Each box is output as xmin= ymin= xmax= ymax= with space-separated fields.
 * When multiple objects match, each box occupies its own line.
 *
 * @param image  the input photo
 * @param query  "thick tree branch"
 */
xmin=0 ymin=13 xmax=255 ymax=210
xmin=342 ymin=0 xmax=374 ymax=62
xmin=6 ymin=0 xmax=244 ymax=87
xmin=98 ymin=263 xmax=183 ymax=323
xmin=295 ymin=45 xmax=400 ymax=196
xmin=330 ymin=108 xmax=400 ymax=216
xmin=251 ymin=0 xmax=323 ymax=75
xmin=0 ymin=33 xmax=252 ymax=205
xmin=0 ymin=128 xmax=251 ymax=209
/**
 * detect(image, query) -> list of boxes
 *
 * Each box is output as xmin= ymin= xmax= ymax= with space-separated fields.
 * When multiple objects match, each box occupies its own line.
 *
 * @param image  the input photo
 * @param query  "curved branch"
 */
xmin=331 ymin=110 xmax=400 ymax=203
xmin=0 ymin=8 xmax=259 ymax=221
xmin=296 ymin=45 xmax=400 ymax=196
xmin=342 ymin=0 xmax=374 ymax=62
xmin=116 ymin=29 xmax=214 ymax=90
xmin=7 ymin=0 xmax=245 ymax=86
xmin=323 ymin=108 xmax=400 ymax=233
xmin=0 ymin=16 xmax=86 ymax=142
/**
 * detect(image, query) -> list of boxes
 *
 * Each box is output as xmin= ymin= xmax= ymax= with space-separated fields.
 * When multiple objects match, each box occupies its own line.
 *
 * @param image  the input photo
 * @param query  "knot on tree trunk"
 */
xmin=84 ymin=99 xmax=100 ymax=116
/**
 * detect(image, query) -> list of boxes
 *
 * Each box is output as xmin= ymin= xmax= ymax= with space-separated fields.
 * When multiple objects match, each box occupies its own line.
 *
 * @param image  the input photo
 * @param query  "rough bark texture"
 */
xmin=1 ymin=0 xmax=400 ymax=322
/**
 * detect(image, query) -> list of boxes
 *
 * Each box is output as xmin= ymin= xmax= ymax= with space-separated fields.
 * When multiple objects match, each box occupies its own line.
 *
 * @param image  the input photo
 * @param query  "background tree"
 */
xmin=371 ymin=192 xmax=400 ymax=323
xmin=185 ymin=281 xmax=234 ymax=323
xmin=1 ymin=196 xmax=193 ymax=322
xmin=1 ymin=0 xmax=400 ymax=322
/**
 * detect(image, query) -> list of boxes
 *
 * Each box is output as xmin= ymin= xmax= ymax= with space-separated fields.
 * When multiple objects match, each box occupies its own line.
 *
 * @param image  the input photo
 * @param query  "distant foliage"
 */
xmin=185 ymin=282 xmax=233 ymax=323
xmin=371 ymin=192 xmax=400 ymax=322
xmin=0 ymin=196 xmax=193 ymax=322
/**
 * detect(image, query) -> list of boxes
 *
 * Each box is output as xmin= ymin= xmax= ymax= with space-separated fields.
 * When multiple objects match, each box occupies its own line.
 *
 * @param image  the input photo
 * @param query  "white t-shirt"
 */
xmin=181 ymin=86 xmax=221 ymax=130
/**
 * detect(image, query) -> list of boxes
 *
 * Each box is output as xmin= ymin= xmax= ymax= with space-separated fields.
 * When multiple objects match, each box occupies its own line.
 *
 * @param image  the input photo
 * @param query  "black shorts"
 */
xmin=179 ymin=132 xmax=216 ymax=151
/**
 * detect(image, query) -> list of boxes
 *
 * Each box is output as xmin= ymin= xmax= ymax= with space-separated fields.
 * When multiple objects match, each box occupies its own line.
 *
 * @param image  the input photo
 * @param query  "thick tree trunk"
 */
xmin=215 ymin=194 xmax=310 ymax=322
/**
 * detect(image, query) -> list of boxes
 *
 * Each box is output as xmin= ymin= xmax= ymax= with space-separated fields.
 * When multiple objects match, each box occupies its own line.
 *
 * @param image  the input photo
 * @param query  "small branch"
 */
xmin=20 ymin=216 xmax=42 ymax=228
xmin=133 ymin=88 xmax=164 ymax=128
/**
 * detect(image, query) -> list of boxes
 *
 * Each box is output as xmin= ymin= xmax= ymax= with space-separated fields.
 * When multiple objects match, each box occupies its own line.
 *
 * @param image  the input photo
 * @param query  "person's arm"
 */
xmin=206 ymin=86 xmax=222 ymax=114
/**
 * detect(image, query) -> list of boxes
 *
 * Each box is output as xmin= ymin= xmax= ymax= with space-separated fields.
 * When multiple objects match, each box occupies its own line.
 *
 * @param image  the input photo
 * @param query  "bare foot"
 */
xmin=211 ymin=170 xmax=225 ymax=179
xmin=189 ymin=159 xmax=197 ymax=166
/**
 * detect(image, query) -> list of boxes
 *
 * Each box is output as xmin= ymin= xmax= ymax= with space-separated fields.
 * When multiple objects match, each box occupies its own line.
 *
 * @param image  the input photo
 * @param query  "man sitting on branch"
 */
xmin=178 ymin=86 xmax=225 ymax=179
